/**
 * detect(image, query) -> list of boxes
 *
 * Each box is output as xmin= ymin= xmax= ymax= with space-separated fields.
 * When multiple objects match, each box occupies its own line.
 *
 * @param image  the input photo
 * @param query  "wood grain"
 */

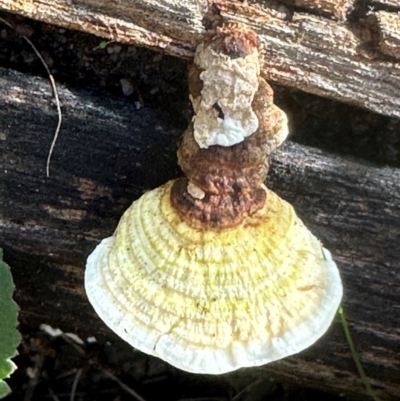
xmin=372 ymin=0 xmax=400 ymax=8
xmin=1 ymin=67 xmax=400 ymax=400
xmin=279 ymin=0 xmax=355 ymax=19
xmin=375 ymin=10 xmax=400 ymax=58
xmin=1 ymin=0 xmax=400 ymax=119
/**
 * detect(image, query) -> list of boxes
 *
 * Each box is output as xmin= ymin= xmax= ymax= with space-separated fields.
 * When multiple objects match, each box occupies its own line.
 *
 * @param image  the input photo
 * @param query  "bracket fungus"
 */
xmin=85 ymin=23 xmax=343 ymax=374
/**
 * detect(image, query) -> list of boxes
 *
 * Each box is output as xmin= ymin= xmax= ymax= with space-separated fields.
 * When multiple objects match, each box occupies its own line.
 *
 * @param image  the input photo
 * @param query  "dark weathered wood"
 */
xmin=1 ymin=0 xmax=400 ymax=120
xmin=1 ymin=67 xmax=400 ymax=400
xmin=373 ymin=0 xmax=400 ymax=8
xmin=279 ymin=0 xmax=355 ymax=20
xmin=374 ymin=11 xmax=400 ymax=58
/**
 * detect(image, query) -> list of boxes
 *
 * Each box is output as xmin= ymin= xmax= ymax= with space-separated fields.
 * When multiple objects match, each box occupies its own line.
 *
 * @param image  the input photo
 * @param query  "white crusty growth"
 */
xmin=192 ymin=43 xmax=260 ymax=148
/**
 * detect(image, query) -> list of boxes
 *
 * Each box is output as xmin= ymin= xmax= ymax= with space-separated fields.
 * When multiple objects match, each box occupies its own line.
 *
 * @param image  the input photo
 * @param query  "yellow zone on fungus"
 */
xmin=99 ymin=180 xmax=329 ymax=349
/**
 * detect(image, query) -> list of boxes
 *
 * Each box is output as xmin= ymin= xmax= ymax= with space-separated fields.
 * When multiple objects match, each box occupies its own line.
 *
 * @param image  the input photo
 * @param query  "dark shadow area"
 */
xmin=274 ymin=85 xmax=400 ymax=167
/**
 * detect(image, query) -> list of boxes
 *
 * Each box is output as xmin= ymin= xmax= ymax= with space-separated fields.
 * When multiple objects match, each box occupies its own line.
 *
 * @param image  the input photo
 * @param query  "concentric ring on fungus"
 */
xmin=85 ymin=22 xmax=343 ymax=374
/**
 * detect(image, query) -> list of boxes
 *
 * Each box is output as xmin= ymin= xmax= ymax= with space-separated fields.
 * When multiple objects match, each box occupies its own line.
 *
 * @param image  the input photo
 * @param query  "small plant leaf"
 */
xmin=0 ymin=249 xmax=21 ymax=399
xmin=93 ymin=40 xmax=114 ymax=51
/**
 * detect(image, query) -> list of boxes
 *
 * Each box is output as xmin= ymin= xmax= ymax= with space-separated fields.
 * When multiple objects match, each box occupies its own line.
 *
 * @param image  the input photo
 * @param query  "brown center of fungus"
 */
xmin=171 ymin=24 xmax=288 ymax=229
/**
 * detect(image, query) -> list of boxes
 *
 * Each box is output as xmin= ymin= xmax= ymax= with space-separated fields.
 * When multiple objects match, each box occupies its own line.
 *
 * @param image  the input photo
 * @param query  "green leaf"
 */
xmin=93 ymin=40 xmax=114 ymax=51
xmin=0 ymin=249 xmax=21 ymax=399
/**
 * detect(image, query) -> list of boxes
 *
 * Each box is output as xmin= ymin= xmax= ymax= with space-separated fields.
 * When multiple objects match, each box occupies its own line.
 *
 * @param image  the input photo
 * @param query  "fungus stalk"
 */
xmin=172 ymin=24 xmax=288 ymax=229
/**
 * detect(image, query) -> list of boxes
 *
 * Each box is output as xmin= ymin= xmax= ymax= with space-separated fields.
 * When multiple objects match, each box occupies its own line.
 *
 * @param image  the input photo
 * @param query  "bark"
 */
xmin=374 ymin=11 xmax=400 ymax=58
xmin=372 ymin=0 xmax=400 ymax=8
xmin=1 ymin=67 xmax=400 ymax=400
xmin=1 ymin=0 xmax=400 ymax=119
xmin=279 ymin=0 xmax=355 ymax=20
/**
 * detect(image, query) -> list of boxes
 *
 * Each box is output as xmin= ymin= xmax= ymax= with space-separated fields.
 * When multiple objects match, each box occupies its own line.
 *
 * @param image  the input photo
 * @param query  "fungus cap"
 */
xmin=85 ymin=180 xmax=343 ymax=374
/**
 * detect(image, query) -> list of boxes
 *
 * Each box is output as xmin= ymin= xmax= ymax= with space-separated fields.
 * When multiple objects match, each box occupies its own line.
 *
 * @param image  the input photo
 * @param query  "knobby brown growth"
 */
xmin=171 ymin=23 xmax=288 ymax=229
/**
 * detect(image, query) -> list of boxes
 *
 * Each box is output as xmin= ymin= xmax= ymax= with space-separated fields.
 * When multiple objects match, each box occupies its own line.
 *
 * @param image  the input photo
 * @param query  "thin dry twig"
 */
xmin=0 ymin=16 xmax=62 ymax=177
xmin=60 ymin=333 xmax=86 ymax=356
xmin=177 ymin=398 xmax=228 ymax=401
xmin=102 ymin=369 xmax=148 ymax=401
xmin=232 ymin=379 xmax=263 ymax=401
xmin=70 ymin=368 xmax=83 ymax=401
xmin=54 ymin=368 xmax=80 ymax=381
xmin=48 ymin=386 xmax=61 ymax=401
xmin=24 ymin=36 xmax=62 ymax=177
xmin=39 ymin=321 xmax=148 ymax=401
xmin=23 ymin=354 xmax=44 ymax=401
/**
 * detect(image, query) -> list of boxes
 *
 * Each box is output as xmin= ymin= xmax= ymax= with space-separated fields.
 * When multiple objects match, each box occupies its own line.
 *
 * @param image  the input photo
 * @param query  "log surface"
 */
xmin=279 ymin=0 xmax=354 ymax=20
xmin=374 ymin=11 xmax=400 ymax=58
xmin=1 ymin=0 xmax=400 ymax=119
xmin=1 ymin=67 xmax=400 ymax=400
